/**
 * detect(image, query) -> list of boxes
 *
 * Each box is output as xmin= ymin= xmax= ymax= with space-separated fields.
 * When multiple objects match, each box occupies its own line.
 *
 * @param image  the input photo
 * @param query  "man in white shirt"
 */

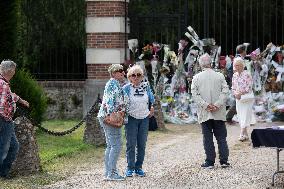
xmin=191 ymin=53 xmax=230 ymax=169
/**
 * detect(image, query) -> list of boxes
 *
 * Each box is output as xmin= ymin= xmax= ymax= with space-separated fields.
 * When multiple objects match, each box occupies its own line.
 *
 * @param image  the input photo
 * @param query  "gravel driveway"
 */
xmin=42 ymin=123 xmax=284 ymax=189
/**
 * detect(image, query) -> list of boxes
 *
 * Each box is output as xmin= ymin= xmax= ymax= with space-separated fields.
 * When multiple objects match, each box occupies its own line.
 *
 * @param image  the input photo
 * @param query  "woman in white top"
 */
xmin=123 ymin=65 xmax=155 ymax=177
xmin=232 ymin=57 xmax=254 ymax=141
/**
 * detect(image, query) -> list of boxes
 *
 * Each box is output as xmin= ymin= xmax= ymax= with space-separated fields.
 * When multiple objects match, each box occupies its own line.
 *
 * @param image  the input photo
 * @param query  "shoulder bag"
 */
xmin=239 ymin=92 xmax=254 ymax=103
xmin=104 ymin=111 xmax=124 ymax=128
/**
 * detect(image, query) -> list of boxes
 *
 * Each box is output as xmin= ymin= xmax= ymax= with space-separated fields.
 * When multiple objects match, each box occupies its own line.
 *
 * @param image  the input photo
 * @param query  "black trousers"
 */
xmin=201 ymin=119 xmax=229 ymax=164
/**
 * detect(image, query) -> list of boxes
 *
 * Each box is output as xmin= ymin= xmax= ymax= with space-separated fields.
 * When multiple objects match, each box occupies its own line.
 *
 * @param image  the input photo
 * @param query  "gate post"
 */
xmin=84 ymin=0 xmax=129 ymax=144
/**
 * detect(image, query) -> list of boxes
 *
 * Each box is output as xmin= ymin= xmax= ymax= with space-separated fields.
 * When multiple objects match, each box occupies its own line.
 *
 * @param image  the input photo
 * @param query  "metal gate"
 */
xmin=20 ymin=0 xmax=86 ymax=80
xmin=128 ymin=0 xmax=284 ymax=55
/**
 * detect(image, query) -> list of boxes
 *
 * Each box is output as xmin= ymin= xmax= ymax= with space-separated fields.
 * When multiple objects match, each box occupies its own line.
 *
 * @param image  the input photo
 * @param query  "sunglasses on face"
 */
xmin=115 ymin=69 xmax=124 ymax=73
xmin=131 ymin=73 xmax=142 ymax=78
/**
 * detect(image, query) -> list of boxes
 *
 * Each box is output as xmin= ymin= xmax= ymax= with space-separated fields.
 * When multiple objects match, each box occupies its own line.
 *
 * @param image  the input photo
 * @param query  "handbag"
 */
xmin=104 ymin=111 xmax=124 ymax=128
xmin=239 ymin=92 xmax=254 ymax=103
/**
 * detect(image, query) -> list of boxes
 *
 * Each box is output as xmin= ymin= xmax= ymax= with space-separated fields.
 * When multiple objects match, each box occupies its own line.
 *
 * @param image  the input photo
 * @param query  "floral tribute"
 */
xmin=126 ymin=25 xmax=284 ymax=124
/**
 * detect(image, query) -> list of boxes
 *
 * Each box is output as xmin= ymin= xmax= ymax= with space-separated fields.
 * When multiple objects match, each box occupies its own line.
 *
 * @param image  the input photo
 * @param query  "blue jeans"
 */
xmin=201 ymin=119 xmax=229 ymax=164
xmin=0 ymin=118 xmax=19 ymax=177
xmin=98 ymin=117 xmax=122 ymax=177
xmin=125 ymin=116 xmax=149 ymax=170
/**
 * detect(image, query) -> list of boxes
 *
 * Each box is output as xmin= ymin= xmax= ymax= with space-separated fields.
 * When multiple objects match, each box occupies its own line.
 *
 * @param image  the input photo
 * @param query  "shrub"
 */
xmin=10 ymin=69 xmax=47 ymax=123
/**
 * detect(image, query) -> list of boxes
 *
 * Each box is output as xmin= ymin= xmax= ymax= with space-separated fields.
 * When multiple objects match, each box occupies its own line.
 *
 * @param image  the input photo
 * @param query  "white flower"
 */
xmin=163 ymin=44 xmax=170 ymax=62
xmin=128 ymin=39 xmax=138 ymax=53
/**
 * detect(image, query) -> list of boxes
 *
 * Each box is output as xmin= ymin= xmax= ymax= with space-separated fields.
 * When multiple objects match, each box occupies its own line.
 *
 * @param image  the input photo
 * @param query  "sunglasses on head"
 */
xmin=115 ymin=69 xmax=124 ymax=73
xmin=131 ymin=73 xmax=142 ymax=78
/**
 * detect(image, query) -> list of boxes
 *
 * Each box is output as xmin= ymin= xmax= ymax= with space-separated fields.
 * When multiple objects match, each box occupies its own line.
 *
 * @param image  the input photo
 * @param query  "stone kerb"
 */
xmin=11 ymin=117 xmax=41 ymax=175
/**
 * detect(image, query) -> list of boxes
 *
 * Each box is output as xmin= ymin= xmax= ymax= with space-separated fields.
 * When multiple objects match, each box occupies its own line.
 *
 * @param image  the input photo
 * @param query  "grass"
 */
xmin=37 ymin=120 xmax=92 ymax=165
xmin=0 ymin=120 xmax=170 ymax=189
xmin=0 ymin=119 xmax=105 ymax=189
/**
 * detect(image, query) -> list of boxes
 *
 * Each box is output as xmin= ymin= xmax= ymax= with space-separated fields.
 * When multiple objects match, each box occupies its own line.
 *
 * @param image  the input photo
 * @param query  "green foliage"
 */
xmin=0 ymin=1 xmax=48 ymax=123
xmin=46 ymin=96 xmax=56 ymax=105
xmin=1 ymin=0 xmax=86 ymax=79
xmin=0 ymin=118 xmax=158 ymax=188
xmin=71 ymin=94 xmax=82 ymax=107
xmin=0 ymin=0 xmax=19 ymax=60
xmin=10 ymin=69 xmax=47 ymax=123
xmin=36 ymin=120 xmax=91 ymax=164
xmin=0 ymin=119 xmax=104 ymax=189
xmin=21 ymin=0 xmax=86 ymax=48
xmin=58 ymin=102 xmax=66 ymax=119
xmin=18 ymin=0 xmax=86 ymax=70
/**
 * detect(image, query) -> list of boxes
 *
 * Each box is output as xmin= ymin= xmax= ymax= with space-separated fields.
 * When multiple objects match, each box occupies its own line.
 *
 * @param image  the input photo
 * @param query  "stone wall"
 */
xmin=39 ymin=81 xmax=85 ymax=120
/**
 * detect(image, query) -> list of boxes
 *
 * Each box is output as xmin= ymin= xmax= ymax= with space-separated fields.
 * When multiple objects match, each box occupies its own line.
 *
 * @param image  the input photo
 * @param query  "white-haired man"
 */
xmin=191 ymin=53 xmax=230 ymax=169
xmin=0 ymin=60 xmax=29 ymax=179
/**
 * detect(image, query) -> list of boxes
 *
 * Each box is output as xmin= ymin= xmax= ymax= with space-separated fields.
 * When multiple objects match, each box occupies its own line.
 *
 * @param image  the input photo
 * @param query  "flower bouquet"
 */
xmin=139 ymin=44 xmax=153 ymax=60
xmin=128 ymin=39 xmax=138 ymax=60
xmin=272 ymin=107 xmax=284 ymax=121
xmin=152 ymin=42 xmax=162 ymax=58
xmin=168 ymin=51 xmax=178 ymax=66
xmin=163 ymin=44 xmax=170 ymax=62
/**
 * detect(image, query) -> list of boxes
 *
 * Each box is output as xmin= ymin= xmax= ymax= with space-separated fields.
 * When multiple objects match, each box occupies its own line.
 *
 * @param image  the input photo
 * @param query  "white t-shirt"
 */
xmin=128 ymin=83 xmax=150 ymax=119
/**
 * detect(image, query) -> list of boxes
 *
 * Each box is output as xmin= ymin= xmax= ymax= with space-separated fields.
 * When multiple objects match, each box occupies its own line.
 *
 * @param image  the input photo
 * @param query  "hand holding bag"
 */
xmin=240 ymin=92 xmax=254 ymax=103
xmin=104 ymin=111 xmax=124 ymax=128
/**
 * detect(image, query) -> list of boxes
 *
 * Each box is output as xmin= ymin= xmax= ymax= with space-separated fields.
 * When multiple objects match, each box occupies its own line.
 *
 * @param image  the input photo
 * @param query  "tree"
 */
xmin=0 ymin=0 xmax=19 ymax=60
xmin=17 ymin=0 xmax=86 ymax=79
xmin=0 ymin=0 xmax=48 ymax=123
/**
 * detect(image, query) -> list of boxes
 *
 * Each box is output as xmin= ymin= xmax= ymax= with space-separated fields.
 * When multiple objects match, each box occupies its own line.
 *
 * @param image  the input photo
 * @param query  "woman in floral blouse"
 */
xmin=232 ymin=57 xmax=254 ymax=141
xmin=97 ymin=64 xmax=126 ymax=181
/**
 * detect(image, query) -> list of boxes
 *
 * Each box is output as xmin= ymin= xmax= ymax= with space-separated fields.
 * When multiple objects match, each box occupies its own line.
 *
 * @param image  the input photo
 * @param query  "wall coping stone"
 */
xmin=38 ymin=81 xmax=85 ymax=88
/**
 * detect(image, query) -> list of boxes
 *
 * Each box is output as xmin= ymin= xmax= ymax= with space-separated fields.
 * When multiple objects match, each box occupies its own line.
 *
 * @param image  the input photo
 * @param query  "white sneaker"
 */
xmin=244 ymin=135 xmax=249 ymax=141
xmin=106 ymin=173 xmax=125 ymax=181
xmin=238 ymin=135 xmax=246 ymax=142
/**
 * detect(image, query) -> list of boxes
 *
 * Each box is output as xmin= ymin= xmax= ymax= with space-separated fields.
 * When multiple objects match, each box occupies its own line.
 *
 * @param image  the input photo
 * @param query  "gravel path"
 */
xmin=42 ymin=123 xmax=284 ymax=189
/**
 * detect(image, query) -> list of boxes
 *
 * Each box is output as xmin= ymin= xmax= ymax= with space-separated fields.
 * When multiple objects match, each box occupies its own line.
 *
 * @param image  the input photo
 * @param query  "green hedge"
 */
xmin=11 ymin=69 xmax=47 ymax=123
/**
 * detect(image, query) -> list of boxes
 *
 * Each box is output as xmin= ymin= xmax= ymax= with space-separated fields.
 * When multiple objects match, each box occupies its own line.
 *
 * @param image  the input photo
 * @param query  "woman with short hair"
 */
xmin=232 ymin=57 xmax=254 ymax=141
xmin=123 ymin=65 xmax=155 ymax=177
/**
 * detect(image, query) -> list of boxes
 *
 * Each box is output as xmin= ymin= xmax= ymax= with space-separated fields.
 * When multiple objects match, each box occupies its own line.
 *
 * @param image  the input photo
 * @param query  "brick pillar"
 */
xmin=84 ymin=0 xmax=129 ymax=115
